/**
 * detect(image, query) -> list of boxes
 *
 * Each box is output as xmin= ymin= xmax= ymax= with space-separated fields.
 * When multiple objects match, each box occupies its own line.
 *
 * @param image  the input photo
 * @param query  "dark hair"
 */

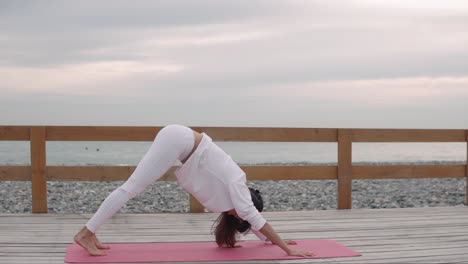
xmin=213 ymin=188 xmax=263 ymax=247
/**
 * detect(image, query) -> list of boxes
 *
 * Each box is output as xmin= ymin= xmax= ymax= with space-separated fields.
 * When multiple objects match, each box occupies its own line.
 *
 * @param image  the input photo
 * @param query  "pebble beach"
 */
xmin=1 ymin=141 xmax=466 ymax=213
xmin=1 ymin=178 xmax=465 ymax=213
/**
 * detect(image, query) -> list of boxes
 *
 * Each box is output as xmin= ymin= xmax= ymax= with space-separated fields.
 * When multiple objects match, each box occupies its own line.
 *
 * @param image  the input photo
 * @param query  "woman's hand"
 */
xmin=284 ymin=240 xmax=314 ymax=257
xmin=258 ymin=223 xmax=315 ymax=257
xmin=287 ymin=249 xmax=315 ymax=257
xmin=271 ymin=240 xmax=314 ymax=257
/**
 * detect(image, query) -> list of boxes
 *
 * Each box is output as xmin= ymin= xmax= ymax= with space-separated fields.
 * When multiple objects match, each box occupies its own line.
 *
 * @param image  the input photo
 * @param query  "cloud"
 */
xmin=1 ymin=1 xmax=467 ymax=128
xmin=1 ymin=61 xmax=185 ymax=95
xmin=355 ymin=0 xmax=468 ymax=10
xmin=247 ymin=76 xmax=468 ymax=108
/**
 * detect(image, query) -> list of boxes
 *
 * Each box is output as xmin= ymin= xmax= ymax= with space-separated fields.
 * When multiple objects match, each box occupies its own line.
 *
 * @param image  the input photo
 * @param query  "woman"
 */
xmin=74 ymin=124 xmax=314 ymax=257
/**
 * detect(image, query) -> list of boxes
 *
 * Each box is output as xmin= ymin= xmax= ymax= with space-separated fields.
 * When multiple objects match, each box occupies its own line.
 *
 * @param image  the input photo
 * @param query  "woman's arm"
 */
xmin=252 ymin=228 xmax=299 ymax=245
xmin=251 ymin=228 xmax=268 ymax=241
xmin=226 ymin=182 xmax=313 ymax=256
xmin=259 ymin=222 xmax=314 ymax=257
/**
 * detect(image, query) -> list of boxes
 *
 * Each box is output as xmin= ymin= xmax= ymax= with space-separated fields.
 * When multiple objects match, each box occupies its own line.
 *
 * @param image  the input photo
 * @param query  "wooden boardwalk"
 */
xmin=1 ymin=206 xmax=467 ymax=264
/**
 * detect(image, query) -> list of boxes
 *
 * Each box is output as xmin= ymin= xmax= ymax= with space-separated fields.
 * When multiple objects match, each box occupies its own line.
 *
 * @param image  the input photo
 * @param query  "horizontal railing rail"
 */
xmin=0 ymin=126 xmax=467 ymax=213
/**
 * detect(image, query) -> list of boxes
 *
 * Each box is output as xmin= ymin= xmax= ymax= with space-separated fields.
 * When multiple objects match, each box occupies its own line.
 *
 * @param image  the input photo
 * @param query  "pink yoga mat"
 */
xmin=65 ymin=239 xmax=361 ymax=263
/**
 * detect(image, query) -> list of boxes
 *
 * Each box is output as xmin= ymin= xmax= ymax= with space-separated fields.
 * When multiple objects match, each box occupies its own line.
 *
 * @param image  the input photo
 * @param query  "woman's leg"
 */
xmin=74 ymin=125 xmax=194 ymax=255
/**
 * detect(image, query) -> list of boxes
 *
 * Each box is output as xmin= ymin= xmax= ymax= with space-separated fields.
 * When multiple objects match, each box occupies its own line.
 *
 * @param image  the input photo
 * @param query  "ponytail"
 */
xmin=214 ymin=212 xmax=251 ymax=247
xmin=213 ymin=188 xmax=263 ymax=247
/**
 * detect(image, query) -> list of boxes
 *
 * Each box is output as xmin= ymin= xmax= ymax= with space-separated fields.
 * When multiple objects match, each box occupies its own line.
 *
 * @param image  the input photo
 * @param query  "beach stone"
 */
xmin=0 ymin=178 xmax=466 ymax=213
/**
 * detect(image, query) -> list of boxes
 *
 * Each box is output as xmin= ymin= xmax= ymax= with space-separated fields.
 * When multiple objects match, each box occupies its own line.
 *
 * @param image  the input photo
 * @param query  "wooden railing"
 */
xmin=1 ymin=126 xmax=467 ymax=213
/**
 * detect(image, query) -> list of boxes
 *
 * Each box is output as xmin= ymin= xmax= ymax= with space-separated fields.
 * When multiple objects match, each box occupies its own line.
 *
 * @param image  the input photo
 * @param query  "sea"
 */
xmin=0 ymin=141 xmax=466 ymax=166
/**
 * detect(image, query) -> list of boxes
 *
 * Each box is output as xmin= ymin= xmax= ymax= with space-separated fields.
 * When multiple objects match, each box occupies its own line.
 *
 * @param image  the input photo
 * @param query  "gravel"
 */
xmin=0 ymin=178 xmax=465 ymax=213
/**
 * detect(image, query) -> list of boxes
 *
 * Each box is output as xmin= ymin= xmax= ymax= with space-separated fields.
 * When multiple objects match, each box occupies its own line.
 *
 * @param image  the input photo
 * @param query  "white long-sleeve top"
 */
xmin=174 ymin=133 xmax=267 ymax=232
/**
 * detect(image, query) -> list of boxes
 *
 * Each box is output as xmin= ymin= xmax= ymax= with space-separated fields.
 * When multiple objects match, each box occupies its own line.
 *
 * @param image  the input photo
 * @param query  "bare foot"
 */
xmin=91 ymin=235 xmax=110 ymax=250
xmin=74 ymin=226 xmax=107 ymax=256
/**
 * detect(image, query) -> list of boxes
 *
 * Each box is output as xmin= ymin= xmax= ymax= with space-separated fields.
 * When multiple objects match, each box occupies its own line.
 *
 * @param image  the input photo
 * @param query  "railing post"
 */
xmin=466 ymin=130 xmax=468 ymax=206
xmin=338 ymin=129 xmax=352 ymax=209
xmin=189 ymin=194 xmax=204 ymax=213
xmin=31 ymin=127 xmax=47 ymax=213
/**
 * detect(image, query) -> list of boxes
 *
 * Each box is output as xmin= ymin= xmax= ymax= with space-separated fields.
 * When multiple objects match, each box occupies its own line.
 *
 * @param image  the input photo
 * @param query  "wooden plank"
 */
xmin=352 ymin=129 xmax=466 ymax=142
xmin=242 ymin=165 xmax=337 ymax=180
xmin=0 ymin=126 xmax=30 ymax=140
xmin=6 ymin=126 xmax=466 ymax=143
xmin=47 ymin=165 xmax=137 ymax=181
xmin=6 ymin=224 xmax=468 ymax=243
xmin=46 ymin=126 xmax=160 ymax=141
xmin=45 ymin=165 xmax=336 ymax=181
xmin=30 ymin=127 xmax=47 ymax=213
xmin=46 ymin=126 xmax=338 ymax=142
xmin=1 ymin=206 xmax=464 ymax=221
xmin=4 ymin=215 xmax=466 ymax=230
xmin=8 ymin=165 xmax=467 ymax=181
xmin=353 ymin=164 xmax=466 ymax=179
xmin=0 ymin=166 xmax=31 ymax=181
xmin=338 ymin=129 xmax=352 ymax=209
xmin=337 ymin=249 xmax=468 ymax=264
xmin=192 ymin=127 xmax=338 ymax=142
xmin=1 ymin=207 xmax=468 ymax=264
xmin=46 ymin=166 xmax=177 ymax=181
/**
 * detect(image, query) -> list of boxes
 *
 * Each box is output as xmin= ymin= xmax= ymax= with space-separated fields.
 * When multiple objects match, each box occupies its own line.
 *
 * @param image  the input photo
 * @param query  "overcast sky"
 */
xmin=1 ymin=0 xmax=468 ymax=128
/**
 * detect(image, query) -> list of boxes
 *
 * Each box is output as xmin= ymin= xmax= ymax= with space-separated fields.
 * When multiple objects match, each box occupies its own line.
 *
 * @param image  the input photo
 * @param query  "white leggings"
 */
xmin=85 ymin=124 xmax=195 ymax=233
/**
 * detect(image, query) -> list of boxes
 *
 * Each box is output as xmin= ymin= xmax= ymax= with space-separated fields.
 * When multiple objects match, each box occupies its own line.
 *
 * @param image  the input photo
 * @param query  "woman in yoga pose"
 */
xmin=73 ymin=124 xmax=313 ymax=257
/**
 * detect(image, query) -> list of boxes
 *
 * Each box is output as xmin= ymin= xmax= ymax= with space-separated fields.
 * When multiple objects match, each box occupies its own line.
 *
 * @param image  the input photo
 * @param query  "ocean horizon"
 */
xmin=1 ymin=141 xmax=466 ymax=166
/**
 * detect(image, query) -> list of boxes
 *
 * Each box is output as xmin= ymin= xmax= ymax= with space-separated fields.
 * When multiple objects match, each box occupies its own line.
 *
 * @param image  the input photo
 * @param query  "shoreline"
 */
xmin=2 ymin=160 xmax=467 ymax=166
